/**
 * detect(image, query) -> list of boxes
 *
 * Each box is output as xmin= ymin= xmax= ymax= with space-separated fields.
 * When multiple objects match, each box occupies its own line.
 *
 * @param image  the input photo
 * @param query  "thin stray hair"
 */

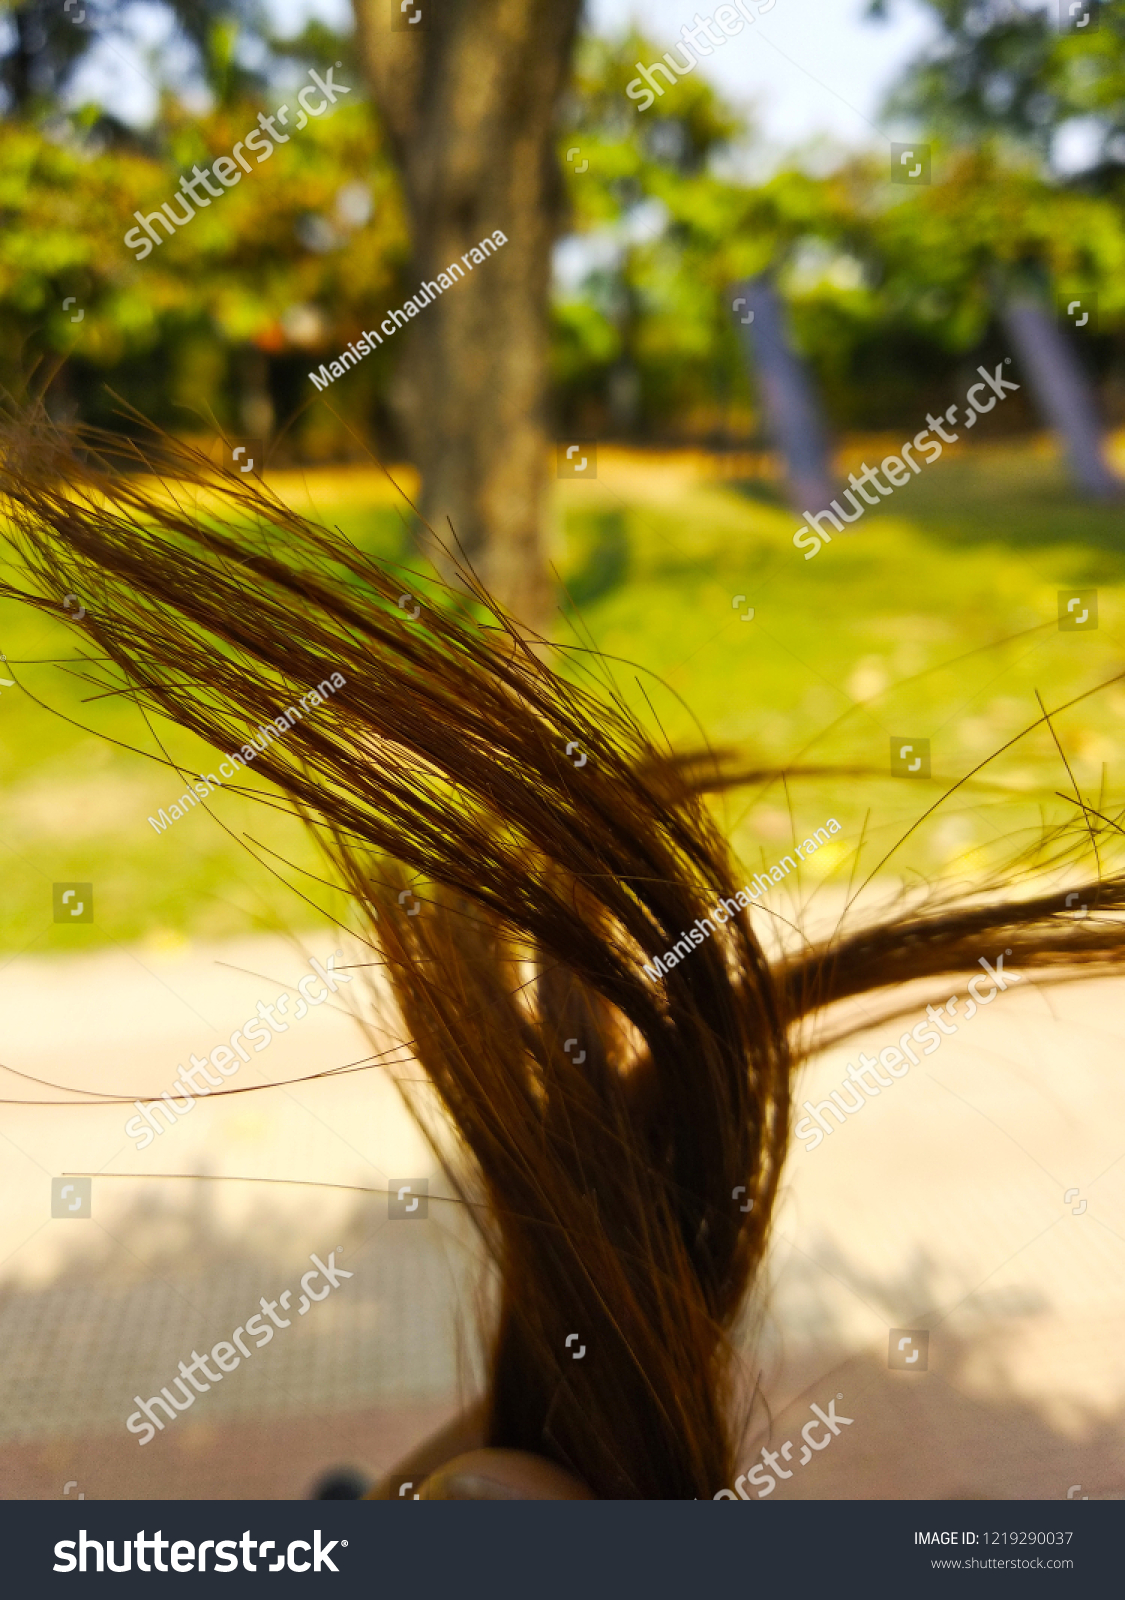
xmin=1 ymin=411 xmax=1123 ymax=1498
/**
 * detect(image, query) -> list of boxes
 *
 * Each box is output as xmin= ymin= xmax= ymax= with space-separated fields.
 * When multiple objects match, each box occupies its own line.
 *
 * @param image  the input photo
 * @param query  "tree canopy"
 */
xmin=1 ymin=8 xmax=1121 ymax=451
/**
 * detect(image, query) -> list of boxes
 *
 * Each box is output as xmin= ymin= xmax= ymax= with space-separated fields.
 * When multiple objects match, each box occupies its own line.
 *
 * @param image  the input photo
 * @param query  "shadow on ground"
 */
xmin=1 ymin=1187 xmax=1119 ymax=1499
xmin=733 ymin=1238 xmax=1123 ymax=1501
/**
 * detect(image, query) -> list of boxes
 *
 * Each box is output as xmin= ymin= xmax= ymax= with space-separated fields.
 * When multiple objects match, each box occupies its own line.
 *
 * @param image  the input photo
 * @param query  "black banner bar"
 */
xmin=1 ymin=1500 xmax=1117 ymax=1594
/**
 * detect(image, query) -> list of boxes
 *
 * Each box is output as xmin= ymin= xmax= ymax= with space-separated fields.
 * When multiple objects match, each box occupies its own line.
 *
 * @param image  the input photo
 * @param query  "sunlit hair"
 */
xmin=1 ymin=411 xmax=1123 ymax=1498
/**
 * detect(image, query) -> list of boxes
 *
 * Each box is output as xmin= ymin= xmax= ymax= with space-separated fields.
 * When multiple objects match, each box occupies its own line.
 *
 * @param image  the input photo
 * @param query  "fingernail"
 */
xmin=419 ymin=1468 xmax=520 ymax=1500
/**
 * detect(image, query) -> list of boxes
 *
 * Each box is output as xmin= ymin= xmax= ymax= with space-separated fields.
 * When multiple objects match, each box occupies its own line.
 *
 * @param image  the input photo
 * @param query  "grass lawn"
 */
xmin=1 ymin=435 xmax=1122 ymax=953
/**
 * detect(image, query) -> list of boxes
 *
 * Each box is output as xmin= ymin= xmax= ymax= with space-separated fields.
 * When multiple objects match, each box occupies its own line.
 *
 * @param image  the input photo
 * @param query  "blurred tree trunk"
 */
xmin=1001 ymin=297 xmax=1121 ymax=502
xmin=730 ymin=274 xmax=837 ymax=515
xmin=350 ymin=0 xmax=582 ymax=628
xmin=9 ymin=7 xmax=41 ymax=112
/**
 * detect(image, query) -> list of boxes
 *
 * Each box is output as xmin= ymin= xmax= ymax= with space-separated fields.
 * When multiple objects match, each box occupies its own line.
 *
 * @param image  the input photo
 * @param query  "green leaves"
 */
xmin=0 ymin=98 xmax=408 ymax=398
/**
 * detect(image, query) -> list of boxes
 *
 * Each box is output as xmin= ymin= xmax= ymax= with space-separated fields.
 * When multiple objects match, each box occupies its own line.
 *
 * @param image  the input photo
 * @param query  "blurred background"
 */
xmin=1 ymin=0 xmax=1124 ymax=1499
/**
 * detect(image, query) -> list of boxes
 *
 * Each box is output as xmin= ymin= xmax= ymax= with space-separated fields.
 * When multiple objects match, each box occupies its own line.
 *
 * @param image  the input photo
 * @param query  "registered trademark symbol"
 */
xmin=341 ymin=1540 xmax=349 ymax=1546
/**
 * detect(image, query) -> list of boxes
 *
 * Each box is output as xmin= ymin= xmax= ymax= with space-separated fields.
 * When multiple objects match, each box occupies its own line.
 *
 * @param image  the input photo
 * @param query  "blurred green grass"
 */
xmin=1 ymin=439 xmax=1122 ymax=952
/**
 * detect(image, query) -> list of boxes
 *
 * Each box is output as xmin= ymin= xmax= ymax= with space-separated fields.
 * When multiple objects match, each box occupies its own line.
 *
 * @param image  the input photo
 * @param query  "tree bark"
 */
xmin=10 ymin=7 xmax=41 ymax=111
xmin=730 ymin=274 xmax=838 ymax=514
xmin=1001 ymin=298 xmax=1121 ymax=502
xmin=351 ymin=0 xmax=583 ymax=628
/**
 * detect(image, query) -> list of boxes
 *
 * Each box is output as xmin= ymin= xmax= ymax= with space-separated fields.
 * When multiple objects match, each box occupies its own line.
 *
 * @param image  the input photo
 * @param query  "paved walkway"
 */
xmin=0 ymin=926 xmax=1121 ymax=1498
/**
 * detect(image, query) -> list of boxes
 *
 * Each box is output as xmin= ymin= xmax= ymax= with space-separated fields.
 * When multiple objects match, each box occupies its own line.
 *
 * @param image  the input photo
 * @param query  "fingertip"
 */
xmin=418 ymin=1449 xmax=594 ymax=1501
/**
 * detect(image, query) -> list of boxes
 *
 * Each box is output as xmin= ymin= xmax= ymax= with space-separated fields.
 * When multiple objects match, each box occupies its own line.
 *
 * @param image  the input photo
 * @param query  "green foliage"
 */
xmin=0 ymin=0 xmax=303 ymax=119
xmin=566 ymin=29 xmax=743 ymax=175
xmin=556 ymin=32 xmax=762 ymax=437
xmin=780 ymin=145 xmax=1125 ymax=424
xmin=0 ymin=98 xmax=409 ymax=444
xmin=2 ymin=17 xmax=1124 ymax=447
xmin=555 ymin=33 xmax=1125 ymax=435
xmin=870 ymin=0 xmax=1125 ymax=182
xmin=0 ymin=0 xmax=101 ymax=116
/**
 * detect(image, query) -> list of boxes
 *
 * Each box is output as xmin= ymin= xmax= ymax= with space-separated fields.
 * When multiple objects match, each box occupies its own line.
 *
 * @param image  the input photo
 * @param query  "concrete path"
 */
xmin=0 ymin=924 xmax=1121 ymax=1499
